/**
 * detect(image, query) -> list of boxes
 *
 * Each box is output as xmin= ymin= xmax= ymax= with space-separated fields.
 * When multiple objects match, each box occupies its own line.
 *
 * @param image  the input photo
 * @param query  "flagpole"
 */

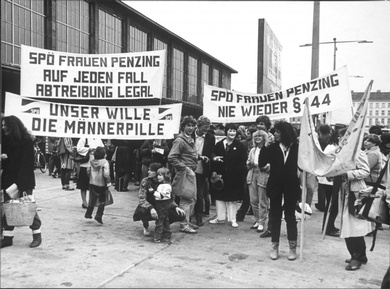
xmin=299 ymin=171 xmax=307 ymax=262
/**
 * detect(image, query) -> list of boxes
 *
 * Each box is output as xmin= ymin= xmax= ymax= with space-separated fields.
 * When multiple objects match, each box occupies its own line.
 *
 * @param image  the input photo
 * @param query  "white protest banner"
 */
xmin=298 ymin=80 xmax=372 ymax=177
xmin=203 ymin=66 xmax=351 ymax=123
xmin=20 ymin=45 xmax=165 ymax=100
xmin=4 ymin=92 xmax=182 ymax=140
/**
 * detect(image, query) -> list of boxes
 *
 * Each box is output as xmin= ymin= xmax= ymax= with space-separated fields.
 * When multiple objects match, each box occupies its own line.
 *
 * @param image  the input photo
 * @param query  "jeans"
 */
xmin=154 ymin=200 xmax=172 ymax=240
xmin=248 ymin=170 xmax=269 ymax=225
xmin=180 ymin=197 xmax=196 ymax=226
xmin=320 ymin=183 xmax=338 ymax=232
xmin=61 ymin=168 xmax=72 ymax=187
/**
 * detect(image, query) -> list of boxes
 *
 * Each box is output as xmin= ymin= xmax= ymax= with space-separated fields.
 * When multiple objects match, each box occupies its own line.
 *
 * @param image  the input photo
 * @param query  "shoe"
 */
xmin=231 ymin=221 xmax=239 ymax=228
xmin=1 ymin=236 xmax=13 ymax=249
xmin=179 ymin=225 xmax=197 ymax=234
xmin=325 ymin=230 xmax=340 ymax=237
xmin=143 ymin=228 xmax=151 ymax=236
xmin=154 ymin=239 xmax=161 ymax=243
xmin=315 ymin=203 xmax=325 ymax=212
xmin=203 ymin=211 xmax=210 ymax=217
xmin=189 ymin=223 xmax=199 ymax=230
xmin=209 ymin=219 xmax=225 ymax=224
xmin=250 ymin=222 xmax=259 ymax=229
xmin=345 ymin=259 xmax=361 ymax=271
xmin=84 ymin=213 xmax=92 ymax=219
xmin=270 ymin=242 xmax=279 ymax=260
xmin=82 ymin=205 xmax=88 ymax=209
xmin=30 ymin=233 xmax=42 ymax=248
xmin=257 ymin=224 xmax=264 ymax=232
xmin=260 ymin=230 xmax=272 ymax=238
xmin=135 ymin=181 xmax=140 ymax=186
xmin=345 ymin=256 xmax=368 ymax=264
xmin=161 ymin=238 xmax=171 ymax=242
xmin=94 ymin=216 xmax=103 ymax=224
xmin=63 ymin=186 xmax=74 ymax=191
xmin=195 ymin=216 xmax=204 ymax=227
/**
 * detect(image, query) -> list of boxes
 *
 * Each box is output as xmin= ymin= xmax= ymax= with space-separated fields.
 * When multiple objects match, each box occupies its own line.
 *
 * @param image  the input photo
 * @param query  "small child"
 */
xmin=153 ymin=167 xmax=173 ymax=242
xmin=85 ymin=146 xmax=111 ymax=224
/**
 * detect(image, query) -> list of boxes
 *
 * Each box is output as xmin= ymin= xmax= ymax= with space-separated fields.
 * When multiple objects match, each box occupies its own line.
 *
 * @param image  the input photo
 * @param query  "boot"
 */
xmin=94 ymin=206 xmax=104 ymax=224
xmin=84 ymin=206 xmax=93 ymax=219
xmin=195 ymin=215 xmax=204 ymax=227
xmin=270 ymin=242 xmax=279 ymax=260
xmin=30 ymin=233 xmax=42 ymax=248
xmin=1 ymin=236 xmax=13 ymax=249
xmin=288 ymin=240 xmax=297 ymax=261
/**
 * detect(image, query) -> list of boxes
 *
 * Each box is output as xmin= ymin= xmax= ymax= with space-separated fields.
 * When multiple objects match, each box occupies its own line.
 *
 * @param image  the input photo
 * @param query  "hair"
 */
xmin=252 ymin=129 xmax=269 ymax=147
xmin=338 ymin=127 xmax=347 ymax=137
xmin=224 ymin=123 xmax=238 ymax=134
xmin=255 ymin=115 xmax=272 ymax=131
xmin=273 ymin=121 xmax=298 ymax=147
xmin=149 ymin=162 xmax=163 ymax=173
xmin=365 ymin=134 xmax=381 ymax=146
xmin=197 ymin=115 xmax=211 ymax=127
xmin=247 ymin=125 xmax=257 ymax=135
xmin=180 ymin=115 xmax=197 ymax=131
xmin=216 ymin=123 xmax=225 ymax=130
xmin=369 ymin=125 xmax=382 ymax=135
xmin=157 ymin=167 xmax=171 ymax=182
xmin=2 ymin=115 xmax=34 ymax=143
xmin=94 ymin=146 xmax=106 ymax=160
xmin=318 ymin=124 xmax=331 ymax=136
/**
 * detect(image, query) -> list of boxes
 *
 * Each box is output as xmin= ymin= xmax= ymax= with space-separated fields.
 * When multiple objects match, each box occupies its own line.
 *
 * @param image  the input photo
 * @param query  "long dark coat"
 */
xmin=211 ymin=138 xmax=246 ymax=201
xmin=1 ymin=135 xmax=35 ymax=200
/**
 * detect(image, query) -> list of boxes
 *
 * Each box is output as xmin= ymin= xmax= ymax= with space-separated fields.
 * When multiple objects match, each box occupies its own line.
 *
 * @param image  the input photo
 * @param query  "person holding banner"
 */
xmin=259 ymin=121 xmax=300 ymax=261
xmin=209 ymin=123 xmax=246 ymax=228
xmin=76 ymin=137 xmax=104 ymax=208
xmin=336 ymin=128 xmax=371 ymax=271
xmin=1 ymin=115 xmax=42 ymax=248
xmin=168 ymin=116 xmax=199 ymax=234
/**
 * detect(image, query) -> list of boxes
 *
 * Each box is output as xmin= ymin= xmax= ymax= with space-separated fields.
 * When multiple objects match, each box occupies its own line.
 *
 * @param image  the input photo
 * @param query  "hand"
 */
xmin=106 ymin=183 xmax=111 ymax=187
xmin=1 ymin=153 xmax=8 ymax=160
xmin=214 ymin=156 xmax=223 ymax=162
xmin=150 ymin=208 xmax=158 ymax=219
xmin=200 ymin=156 xmax=209 ymax=163
xmin=176 ymin=207 xmax=185 ymax=216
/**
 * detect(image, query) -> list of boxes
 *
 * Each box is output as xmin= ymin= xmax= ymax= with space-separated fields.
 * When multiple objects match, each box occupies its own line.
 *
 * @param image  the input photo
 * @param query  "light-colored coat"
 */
xmin=246 ymin=146 xmax=269 ymax=188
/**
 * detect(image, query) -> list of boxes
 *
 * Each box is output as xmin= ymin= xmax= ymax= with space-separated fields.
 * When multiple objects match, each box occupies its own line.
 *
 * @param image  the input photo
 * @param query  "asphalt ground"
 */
xmin=1 ymin=170 xmax=389 ymax=288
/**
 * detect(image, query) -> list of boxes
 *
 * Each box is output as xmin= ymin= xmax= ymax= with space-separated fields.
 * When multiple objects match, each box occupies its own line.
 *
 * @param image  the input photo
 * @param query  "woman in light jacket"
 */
xmin=58 ymin=137 xmax=75 ymax=191
xmin=246 ymin=129 xmax=270 ymax=232
xmin=337 ymin=128 xmax=371 ymax=271
xmin=363 ymin=134 xmax=383 ymax=186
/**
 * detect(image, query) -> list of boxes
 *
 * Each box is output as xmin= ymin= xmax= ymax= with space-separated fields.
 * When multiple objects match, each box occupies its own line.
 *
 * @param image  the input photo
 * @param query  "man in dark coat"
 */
xmin=193 ymin=116 xmax=216 ymax=226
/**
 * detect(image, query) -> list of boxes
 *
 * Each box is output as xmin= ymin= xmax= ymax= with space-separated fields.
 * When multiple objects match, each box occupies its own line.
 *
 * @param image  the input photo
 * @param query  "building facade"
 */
xmin=1 ymin=0 xmax=237 ymax=117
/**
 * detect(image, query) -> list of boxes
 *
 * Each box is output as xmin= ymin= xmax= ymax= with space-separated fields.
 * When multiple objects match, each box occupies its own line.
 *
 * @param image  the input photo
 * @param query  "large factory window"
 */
xmin=172 ymin=47 xmax=184 ymax=101
xmin=129 ymin=25 xmax=147 ymax=53
xmin=98 ymin=9 xmax=122 ymax=53
xmin=153 ymin=38 xmax=168 ymax=98
xmin=201 ymin=62 xmax=210 ymax=98
xmin=212 ymin=67 xmax=220 ymax=86
xmin=188 ymin=55 xmax=198 ymax=104
xmin=56 ymin=0 xmax=89 ymax=53
xmin=1 ymin=0 xmax=45 ymax=65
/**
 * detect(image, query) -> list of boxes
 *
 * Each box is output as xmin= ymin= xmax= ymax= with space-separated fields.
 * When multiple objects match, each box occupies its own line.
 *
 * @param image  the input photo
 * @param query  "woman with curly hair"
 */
xmin=259 ymin=120 xmax=300 ymax=261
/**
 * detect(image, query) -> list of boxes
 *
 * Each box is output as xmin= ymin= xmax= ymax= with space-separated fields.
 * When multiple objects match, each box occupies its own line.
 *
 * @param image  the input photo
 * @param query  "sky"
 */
xmin=125 ymin=1 xmax=390 ymax=94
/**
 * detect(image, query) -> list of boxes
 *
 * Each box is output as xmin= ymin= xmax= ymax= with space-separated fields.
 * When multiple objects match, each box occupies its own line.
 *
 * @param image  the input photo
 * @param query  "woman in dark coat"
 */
xmin=259 ymin=121 xmax=300 ymax=261
xmin=209 ymin=123 xmax=246 ymax=228
xmin=1 ymin=115 xmax=42 ymax=248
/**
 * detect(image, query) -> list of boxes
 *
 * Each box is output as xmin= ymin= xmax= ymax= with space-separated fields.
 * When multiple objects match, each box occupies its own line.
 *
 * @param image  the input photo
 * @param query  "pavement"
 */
xmin=1 ymin=170 xmax=389 ymax=288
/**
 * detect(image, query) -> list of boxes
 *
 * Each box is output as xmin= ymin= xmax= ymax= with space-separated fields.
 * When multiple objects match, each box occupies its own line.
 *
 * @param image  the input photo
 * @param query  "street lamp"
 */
xmin=299 ymin=38 xmax=373 ymax=70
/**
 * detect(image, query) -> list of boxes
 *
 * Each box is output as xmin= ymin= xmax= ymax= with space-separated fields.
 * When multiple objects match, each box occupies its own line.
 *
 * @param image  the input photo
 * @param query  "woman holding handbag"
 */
xmin=1 ymin=115 xmax=42 ymax=248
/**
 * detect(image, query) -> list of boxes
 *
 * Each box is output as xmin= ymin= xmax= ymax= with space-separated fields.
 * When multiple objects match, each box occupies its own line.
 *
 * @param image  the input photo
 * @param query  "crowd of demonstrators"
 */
xmin=209 ymin=123 xmax=246 ymax=228
xmin=2 ymin=114 xmax=389 ymax=273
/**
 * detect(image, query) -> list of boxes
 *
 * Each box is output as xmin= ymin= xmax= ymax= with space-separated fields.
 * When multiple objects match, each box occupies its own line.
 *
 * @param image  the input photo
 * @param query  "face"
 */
xmin=157 ymin=174 xmax=164 ymax=183
xmin=226 ymin=129 xmax=237 ymax=140
xmin=2 ymin=120 xmax=9 ymax=135
xmin=148 ymin=168 xmax=157 ymax=178
xmin=253 ymin=134 xmax=265 ymax=145
xmin=196 ymin=124 xmax=210 ymax=136
xmin=257 ymin=121 xmax=267 ymax=131
xmin=183 ymin=123 xmax=196 ymax=136
xmin=274 ymin=129 xmax=281 ymax=142
xmin=363 ymin=139 xmax=375 ymax=150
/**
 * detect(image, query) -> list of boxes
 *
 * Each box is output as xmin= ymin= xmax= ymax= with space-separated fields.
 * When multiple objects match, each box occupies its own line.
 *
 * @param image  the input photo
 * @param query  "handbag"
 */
xmin=357 ymin=156 xmax=389 ymax=251
xmin=73 ymin=139 xmax=89 ymax=163
xmin=3 ymin=193 xmax=38 ymax=226
xmin=171 ymin=167 xmax=196 ymax=201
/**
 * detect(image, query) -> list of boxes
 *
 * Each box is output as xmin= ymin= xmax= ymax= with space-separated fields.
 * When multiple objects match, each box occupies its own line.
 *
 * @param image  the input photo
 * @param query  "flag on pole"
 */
xmin=298 ymin=80 xmax=373 ymax=177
